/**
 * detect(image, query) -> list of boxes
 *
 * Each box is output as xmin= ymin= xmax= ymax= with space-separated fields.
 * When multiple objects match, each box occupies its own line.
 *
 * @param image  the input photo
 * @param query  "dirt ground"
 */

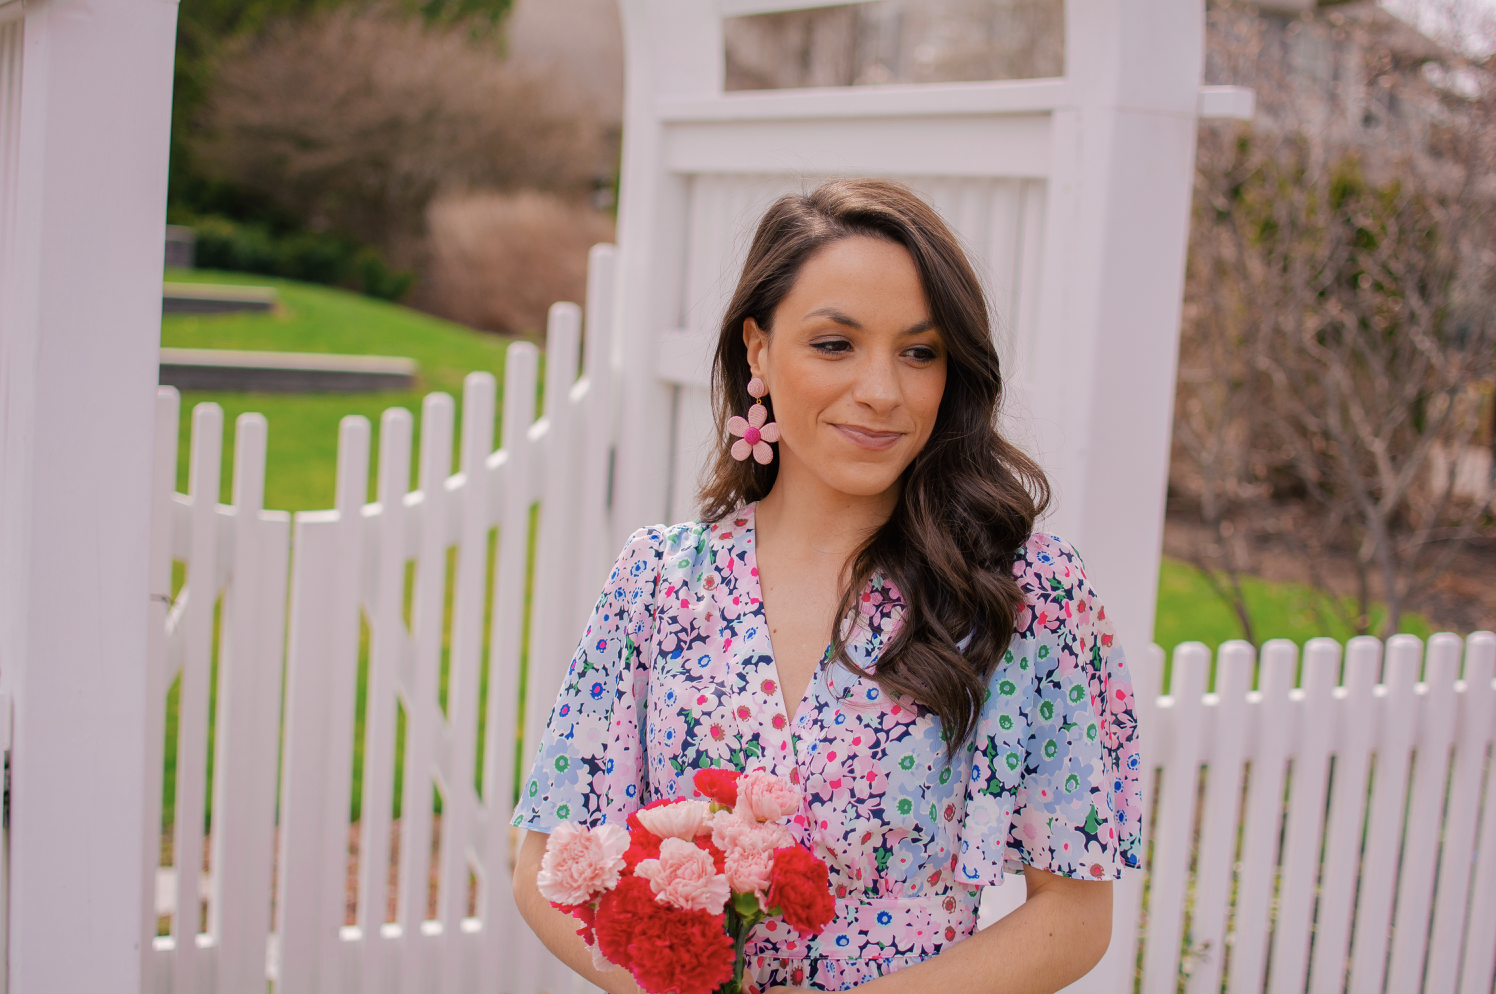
xmin=1161 ymin=512 xmax=1496 ymax=636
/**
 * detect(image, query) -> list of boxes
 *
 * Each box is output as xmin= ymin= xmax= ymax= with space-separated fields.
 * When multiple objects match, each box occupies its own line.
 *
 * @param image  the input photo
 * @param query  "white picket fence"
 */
xmin=142 ymin=243 xmax=1496 ymax=994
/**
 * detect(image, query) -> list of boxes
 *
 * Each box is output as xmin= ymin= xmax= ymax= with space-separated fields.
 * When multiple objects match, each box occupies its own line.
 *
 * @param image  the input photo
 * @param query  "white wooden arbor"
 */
xmin=611 ymin=0 xmax=1255 ymax=665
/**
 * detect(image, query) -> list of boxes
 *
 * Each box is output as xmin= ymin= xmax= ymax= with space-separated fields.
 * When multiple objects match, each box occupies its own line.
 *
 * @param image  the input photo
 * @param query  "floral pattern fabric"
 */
xmin=513 ymin=503 xmax=1143 ymax=991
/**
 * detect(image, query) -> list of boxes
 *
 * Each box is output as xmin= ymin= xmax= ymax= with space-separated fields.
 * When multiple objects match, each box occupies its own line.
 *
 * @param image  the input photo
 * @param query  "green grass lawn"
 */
xmin=162 ymin=267 xmax=526 ymax=511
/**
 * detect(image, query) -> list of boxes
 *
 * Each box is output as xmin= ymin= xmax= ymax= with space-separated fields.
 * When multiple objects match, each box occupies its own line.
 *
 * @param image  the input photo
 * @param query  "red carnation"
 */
xmin=693 ymin=767 xmax=742 ymax=807
xmin=624 ymin=810 xmax=664 ymax=870
xmin=593 ymin=875 xmax=664 ymax=973
xmin=626 ymin=905 xmax=735 ymax=994
xmin=767 ymin=847 xmax=837 ymax=936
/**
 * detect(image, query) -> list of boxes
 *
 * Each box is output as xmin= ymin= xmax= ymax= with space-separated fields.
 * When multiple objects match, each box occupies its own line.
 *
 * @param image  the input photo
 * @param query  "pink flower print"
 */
xmin=728 ymin=403 xmax=780 ymax=464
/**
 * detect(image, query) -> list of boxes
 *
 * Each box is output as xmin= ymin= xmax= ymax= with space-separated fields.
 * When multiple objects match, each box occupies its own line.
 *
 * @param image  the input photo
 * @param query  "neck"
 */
xmin=754 ymin=455 xmax=897 ymax=567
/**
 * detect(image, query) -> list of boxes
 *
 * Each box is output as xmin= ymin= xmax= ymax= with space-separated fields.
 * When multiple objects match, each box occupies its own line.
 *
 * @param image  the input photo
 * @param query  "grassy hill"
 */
xmin=162 ymin=267 xmax=524 ymax=511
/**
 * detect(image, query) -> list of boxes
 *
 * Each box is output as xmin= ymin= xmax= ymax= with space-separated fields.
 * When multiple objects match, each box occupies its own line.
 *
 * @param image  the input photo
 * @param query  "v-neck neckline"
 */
xmin=740 ymin=502 xmax=827 ymax=737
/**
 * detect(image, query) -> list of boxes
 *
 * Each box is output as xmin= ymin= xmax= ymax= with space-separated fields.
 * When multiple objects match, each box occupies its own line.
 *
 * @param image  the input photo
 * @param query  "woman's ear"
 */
xmin=743 ymin=317 xmax=768 ymax=378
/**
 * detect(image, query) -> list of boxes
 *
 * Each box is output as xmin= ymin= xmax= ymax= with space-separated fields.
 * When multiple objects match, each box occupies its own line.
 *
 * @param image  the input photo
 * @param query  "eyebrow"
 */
xmin=803 ymin=307 xmax=936 ymax=336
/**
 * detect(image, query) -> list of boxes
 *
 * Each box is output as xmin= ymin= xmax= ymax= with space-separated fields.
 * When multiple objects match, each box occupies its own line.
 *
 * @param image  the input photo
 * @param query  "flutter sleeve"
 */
xmin=957 ymin=534 xmax=1143 ymax=885
xmin=510 ymin=526 xmax=664 ymax=832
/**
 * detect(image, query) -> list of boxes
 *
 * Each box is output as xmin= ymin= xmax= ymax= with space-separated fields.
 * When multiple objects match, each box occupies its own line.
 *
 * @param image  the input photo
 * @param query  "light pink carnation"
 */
xmin=711 ymin=808 xmax=795 ymax=855
xmin=635 ymin=799 xmax=711 ymax=840
xmin=734 ymin=769 xmax=801 ymax=822
xmin=635 ymin=837 xmax=731 ymax=912
xmin=724 ymin=846 xmax=776 ymax=902
xmin=535 ymin=822 xmax=629 ymax=906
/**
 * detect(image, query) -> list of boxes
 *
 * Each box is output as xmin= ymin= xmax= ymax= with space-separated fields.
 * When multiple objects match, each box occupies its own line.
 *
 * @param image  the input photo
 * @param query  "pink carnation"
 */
xmin=536 ymin=822 xmax=630 ymax=906
xmin=711 ymin=808 xmax=795 ymax=855
xmin=734 ymin=769 xmax=801 ymax=822
xmin=635 ymin=837 xmax=731 ymax=912
xmin=724 ymin=845 xmax=776 ymax=902
xmin=635 ymin=799 xmax=711 ymax=840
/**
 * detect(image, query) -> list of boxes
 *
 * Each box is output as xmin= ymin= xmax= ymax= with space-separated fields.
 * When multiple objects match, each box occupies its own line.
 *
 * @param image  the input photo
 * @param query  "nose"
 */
xmin=850 ymin=350 xmax=901 ymax=416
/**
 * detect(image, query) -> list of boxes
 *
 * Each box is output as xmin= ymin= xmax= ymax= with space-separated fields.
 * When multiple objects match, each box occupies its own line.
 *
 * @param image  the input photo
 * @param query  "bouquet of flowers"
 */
xmin=536 ymin=768 xmax=837 ymax=994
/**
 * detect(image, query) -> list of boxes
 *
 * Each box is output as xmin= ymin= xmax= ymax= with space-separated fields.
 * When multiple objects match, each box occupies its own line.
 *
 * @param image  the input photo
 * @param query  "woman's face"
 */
xmin=744 ymin=235 xmax=947 ymax=501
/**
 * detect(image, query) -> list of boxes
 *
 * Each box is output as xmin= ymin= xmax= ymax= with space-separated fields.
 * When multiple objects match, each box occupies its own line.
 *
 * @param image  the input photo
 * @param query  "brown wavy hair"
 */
xmin=697 ymin=179 xmax=1050 ymax=755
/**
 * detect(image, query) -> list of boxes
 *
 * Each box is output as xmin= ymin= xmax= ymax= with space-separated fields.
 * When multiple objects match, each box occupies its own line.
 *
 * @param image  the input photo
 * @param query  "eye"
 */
xmin=905 ymin=344 xmax=939 ymax=363
xmin=812 ymin=338 xmax=853 ymax=354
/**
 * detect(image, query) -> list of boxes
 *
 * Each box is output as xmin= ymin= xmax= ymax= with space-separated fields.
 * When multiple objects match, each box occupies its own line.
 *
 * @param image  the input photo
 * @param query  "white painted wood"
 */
xmin=1427 ymin=632 xmax=1496 ymax=994
xmin=1181 ymin=641 xmax=1252 ymax=994
xmin=141 ymin=388 xmax=181 ymax=994
xmin=172 ymin=401 xmax=223 ymax=994
xmin=1139 ymin=643 xmax=1207 ymax=994
xmin=1229 ymin=639 xmax=1296 ymax=994
xmin=397 ymin=393 xmax=453 ymax=993
xmin=522 ymin=305 xmax=583 ymax=782
xmin=0 ymin=4 xmax=178 ymax=989
xmin=1306 ymin=636 xmax=1380 ymax=994
xmin=1386 ymin=633 xmax=1461 ymax=993
xmin=1267 ymin=638 xmax=1339 ymax=994
xmin=1348 ymin=635 xmax=1422 ymax=994
xmin=479 ymin=343 xmax=545 ymax=994
xmin=358 ymin=404 xmax=413 ymax=993
xmin=1458 ymin=635 xmax=1496 ymax=994
xmin=211 ymin=413 xmax=291 ymax=993
xmin=574 ymin=245 xmax=620 ymax=635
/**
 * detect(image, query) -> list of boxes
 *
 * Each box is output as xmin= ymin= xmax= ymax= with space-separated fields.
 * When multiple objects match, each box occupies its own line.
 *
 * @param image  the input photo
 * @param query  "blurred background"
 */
xmin=163 ymin=0 xmax=1495 ymax=650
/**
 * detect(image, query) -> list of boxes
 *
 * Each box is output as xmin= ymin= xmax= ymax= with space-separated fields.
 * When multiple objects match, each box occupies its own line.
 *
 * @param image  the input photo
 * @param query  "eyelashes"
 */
xmin=809 ymin=339 xmax=941 ymax=363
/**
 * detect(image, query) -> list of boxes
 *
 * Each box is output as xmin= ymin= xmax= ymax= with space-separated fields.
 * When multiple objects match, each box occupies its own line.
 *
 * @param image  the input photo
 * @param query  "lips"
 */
xmin=831 ymin=423 xmax=904 ymax=451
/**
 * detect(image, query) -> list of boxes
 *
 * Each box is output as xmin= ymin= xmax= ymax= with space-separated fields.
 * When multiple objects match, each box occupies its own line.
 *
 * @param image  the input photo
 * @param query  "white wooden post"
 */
xmin=0 ymin=1 xmax=178 ymax=990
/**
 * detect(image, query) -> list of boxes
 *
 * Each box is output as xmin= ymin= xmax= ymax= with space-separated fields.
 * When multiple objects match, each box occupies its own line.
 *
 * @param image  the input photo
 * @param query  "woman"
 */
xmin=512 ymin=179 xmax=1143 ymax=993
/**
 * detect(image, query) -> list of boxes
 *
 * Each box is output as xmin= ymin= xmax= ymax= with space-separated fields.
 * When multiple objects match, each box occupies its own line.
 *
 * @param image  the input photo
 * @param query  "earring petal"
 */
xmin=747 ymin=403 xmax=768 ymax=429
xmin=758 ymin=422 xmax=780 ymax=443
xmin=752 ymin=441 xmax=774 ymax=464
xmin=731 ymin=438 xmax=752 ymax=461
xmin=727 ymin=415 xmax=749 ymax=438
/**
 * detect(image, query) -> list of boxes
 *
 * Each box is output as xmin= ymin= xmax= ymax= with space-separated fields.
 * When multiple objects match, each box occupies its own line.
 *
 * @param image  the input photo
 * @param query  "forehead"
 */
xmin=782 ymin=236 xmax=930 ymax=320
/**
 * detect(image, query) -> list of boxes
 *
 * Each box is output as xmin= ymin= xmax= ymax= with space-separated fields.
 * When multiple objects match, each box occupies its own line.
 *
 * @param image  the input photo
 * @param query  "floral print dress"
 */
xmin=512 ymin=503 xmax=1143 ymax=991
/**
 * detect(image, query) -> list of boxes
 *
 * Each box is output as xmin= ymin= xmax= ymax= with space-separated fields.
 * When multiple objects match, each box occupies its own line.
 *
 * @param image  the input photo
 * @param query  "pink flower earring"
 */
xmin=727 ymin=376 xmax=779 ymax=464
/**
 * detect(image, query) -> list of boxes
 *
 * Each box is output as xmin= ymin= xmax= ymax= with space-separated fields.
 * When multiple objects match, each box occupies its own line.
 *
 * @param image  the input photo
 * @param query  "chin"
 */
xmin=815 ymin=466 xmax=905 ymax=499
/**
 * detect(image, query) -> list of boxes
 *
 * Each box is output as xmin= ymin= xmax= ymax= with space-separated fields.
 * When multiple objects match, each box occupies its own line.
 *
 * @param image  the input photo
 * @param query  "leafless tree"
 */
xmin=1174 ymin=3 xmax=1496 ymax=639
xmin=191 ymin=5 xmax=610 ymax=268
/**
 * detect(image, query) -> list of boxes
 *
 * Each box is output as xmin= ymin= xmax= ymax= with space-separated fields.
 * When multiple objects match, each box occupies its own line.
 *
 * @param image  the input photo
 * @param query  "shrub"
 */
xmin=422 ymin=190 xmax=614 ymax=335
xmin=187 ymin=213 xmax=414 ymax=300
xmin=190 ymin=7 xmax=610 ymax=269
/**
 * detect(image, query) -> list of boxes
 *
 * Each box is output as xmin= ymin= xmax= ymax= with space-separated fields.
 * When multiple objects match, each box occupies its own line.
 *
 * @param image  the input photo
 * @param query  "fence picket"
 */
xmin=437 ymin=373 xmax=498 ymax=991
xmin=1230 ymin=639 xmax=1296 ymax=994
xmin=1348 ymin=634 xmax=1422 ymax=994
xmin=396 ymin=393 xmax=454 ymax=992
xmin=1141 ymin=643 xmax=1207 ymax=994
xmin=522 ymin=303 xmax=583 ymax=781
xmin=210 ymin=413 xmax=290 ymax=993
xmin=1307 ymin=636 xmax=1380 ymax=994
xmin=1458 ymin=636 xmax=1496 ymax=994
xmin=1386 ymin=634 xmax=1462 ymax=993
xmin=479 ymin=342 xmax=544 ymax=994
xmin=142 ymin=387 xmax=181 ymax=994
xmin=1183 ymin=640 xmax=1252 ymax=994
xmin=358 ymin=405 xmax=414 ymax=994
xmin=1428 ymin=632 xmax=1496 ymax=994
xmin=574 ymin=245 xmax=618 ymax=635
xmin=276 ymin=417 xmax=370 ymax=994
xmin=172 ymin=401 xmax=224 ymax=994
xmin=1270 ymin=637 xmax=1340 ymax=994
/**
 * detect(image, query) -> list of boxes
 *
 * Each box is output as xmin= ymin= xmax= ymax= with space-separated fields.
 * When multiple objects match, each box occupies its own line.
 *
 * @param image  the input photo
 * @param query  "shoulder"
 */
xmin=1009 ymin=532 xmax=1112 ymax=650
xmin=609 ymin=519 xmax=717 ymax=585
